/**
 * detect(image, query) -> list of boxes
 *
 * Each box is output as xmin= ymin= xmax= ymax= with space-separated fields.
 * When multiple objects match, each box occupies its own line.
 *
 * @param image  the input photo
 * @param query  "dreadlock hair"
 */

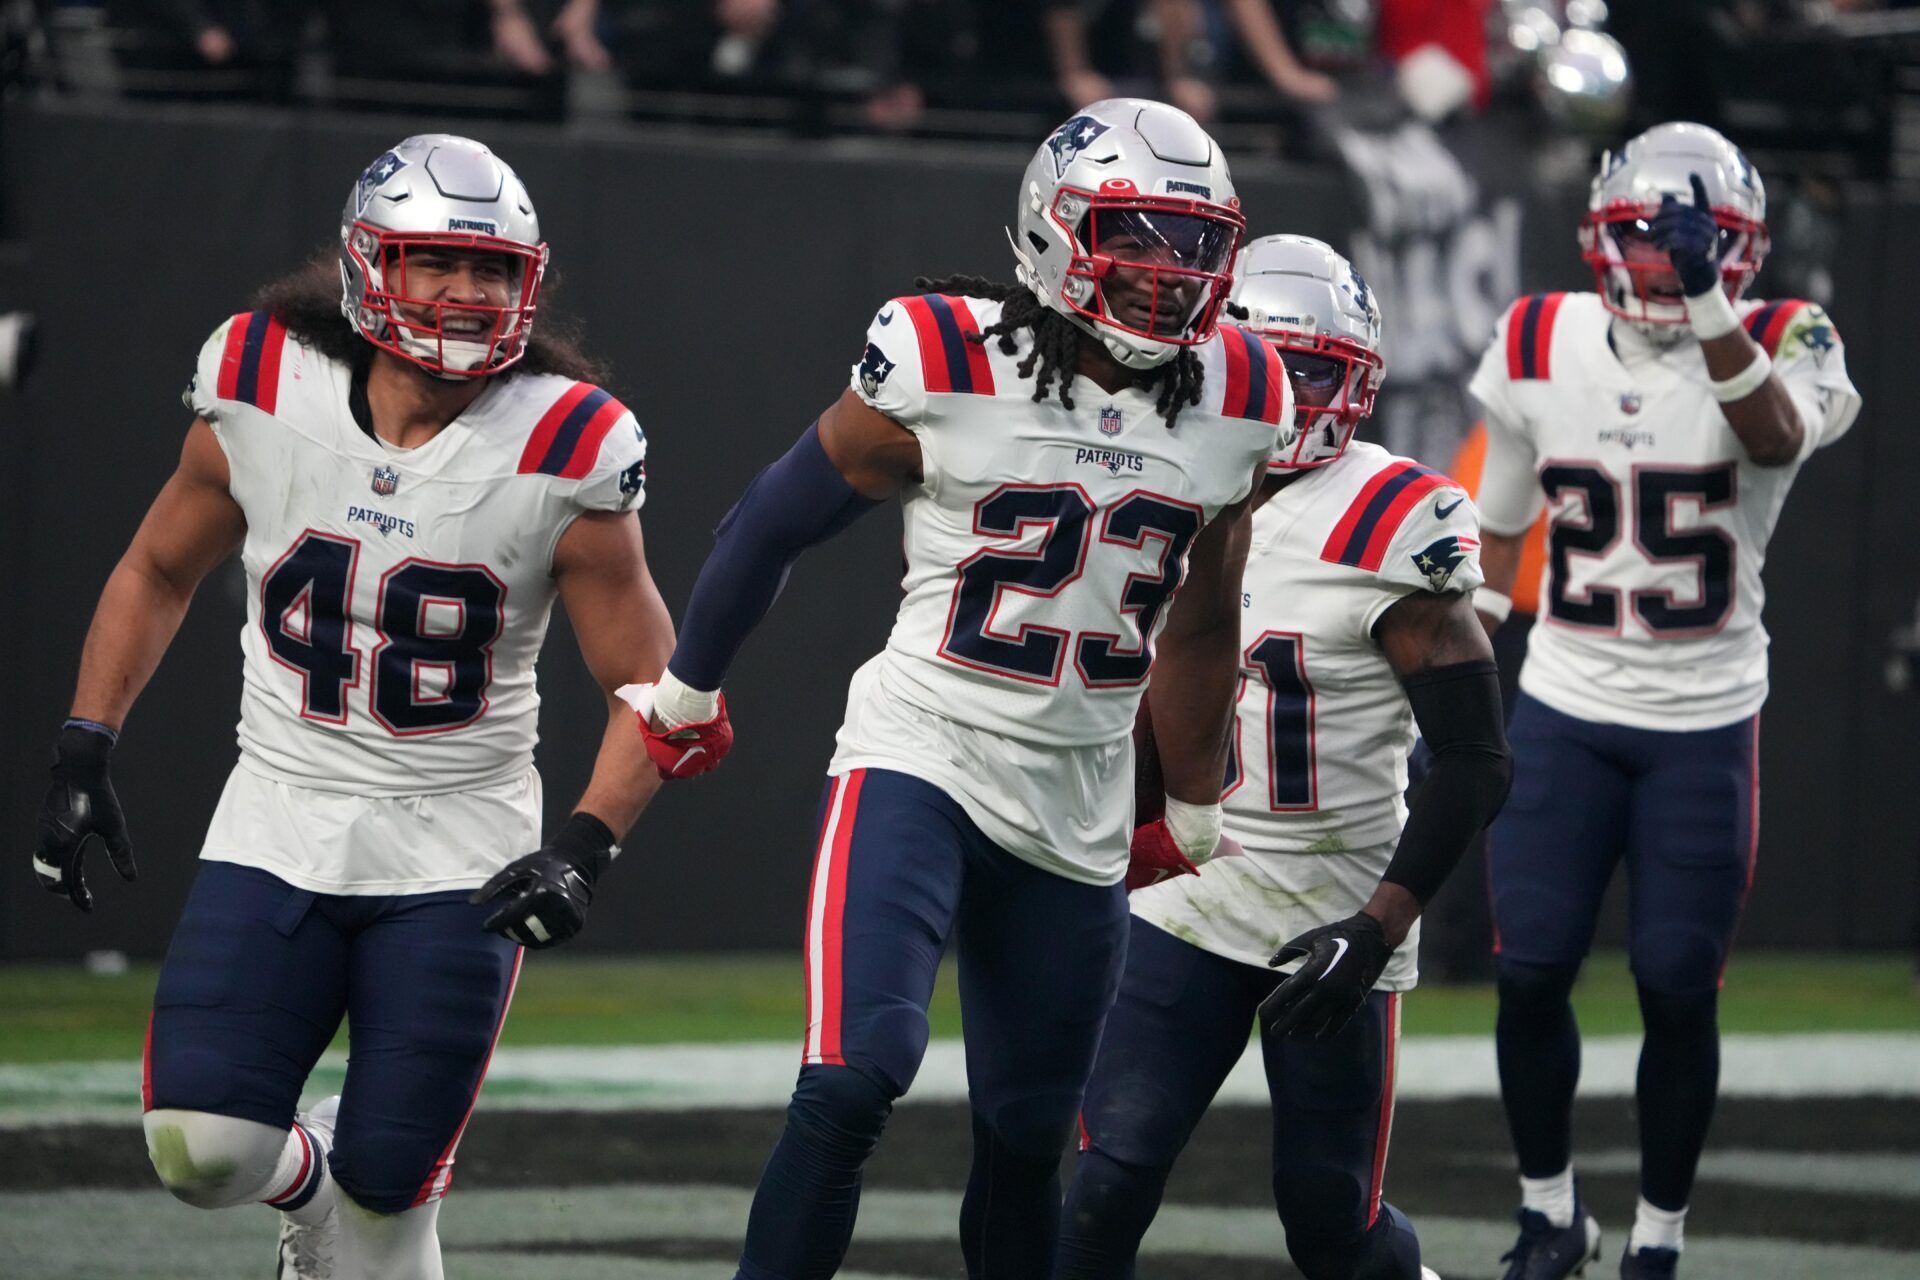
xmin=252 ymin=248 xmax=609 ymax=384
xmin=912 ymin=274 xmax=1207 ymax=430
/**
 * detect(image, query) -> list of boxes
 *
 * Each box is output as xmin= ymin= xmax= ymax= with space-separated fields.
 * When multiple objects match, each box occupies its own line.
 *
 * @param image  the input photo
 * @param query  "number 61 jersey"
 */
xmin=1469 ymin=292 xmax=1860 ymax=731
xmin=188 ymin=312 xmax=647 ymax=798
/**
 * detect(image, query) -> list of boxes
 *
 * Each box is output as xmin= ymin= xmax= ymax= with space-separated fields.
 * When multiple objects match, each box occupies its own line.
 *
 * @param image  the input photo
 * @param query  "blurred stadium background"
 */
xmin=3 ymin=1 xmax=1920 ymax=1277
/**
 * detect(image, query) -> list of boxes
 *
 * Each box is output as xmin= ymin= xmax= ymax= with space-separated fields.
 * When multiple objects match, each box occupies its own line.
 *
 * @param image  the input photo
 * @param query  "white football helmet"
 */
xmin=1010 ymin=99 xmax=1245 ymax=370
xmin=1230 ymin=235 xmax=1384 ymax=470
xmin=1578 ymin=121 xmax=1768 ymax=330
xmin=339 ymin=135 xmax=548 ymax=379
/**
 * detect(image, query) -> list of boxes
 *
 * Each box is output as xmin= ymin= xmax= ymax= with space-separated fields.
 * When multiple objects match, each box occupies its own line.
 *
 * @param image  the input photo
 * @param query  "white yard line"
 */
xmin=4 ymin=1033 xmax=1917 ymax=1127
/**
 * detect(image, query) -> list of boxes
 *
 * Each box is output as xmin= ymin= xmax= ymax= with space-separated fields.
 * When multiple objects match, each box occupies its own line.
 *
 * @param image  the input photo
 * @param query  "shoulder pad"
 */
xmin=1503 ymin=293 xmax=1569 ymax=381
xmin=211 ymin=311 xmax=291 ymax=414
xmin=516 ymin=381 xmax=633 ymax=479
xmin=892 ymin=294 xmax=997 ymax=395
xmin=1742 ymin=299 xmax=1834 ymax=359
xmin=1320 ymin=458 xmax=1458 ymax=572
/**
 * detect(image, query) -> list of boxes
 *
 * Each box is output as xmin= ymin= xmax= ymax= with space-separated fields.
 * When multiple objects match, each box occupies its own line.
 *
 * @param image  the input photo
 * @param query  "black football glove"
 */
xmin=1651 ymin=172 xmax=1724 ymax=298
xmin=1258 ymin=912 xmax=1394 ymax=1040
xmin=34 ymin=722 xmax=138 ymax=913
xmin=471 ymin=812 xmax=617 ymax=949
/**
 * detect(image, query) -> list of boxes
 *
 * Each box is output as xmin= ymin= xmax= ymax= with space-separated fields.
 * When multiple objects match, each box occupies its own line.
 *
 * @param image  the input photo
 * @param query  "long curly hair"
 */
xmin=252 ymin=249 xmax=609 ymax=384
xmin=912 ymin=275 xmax=1207 ymax=429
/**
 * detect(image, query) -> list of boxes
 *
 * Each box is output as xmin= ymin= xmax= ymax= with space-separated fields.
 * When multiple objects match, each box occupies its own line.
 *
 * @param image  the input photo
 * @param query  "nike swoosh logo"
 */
xmin=671 ymin=745 xmax=708 ymax=772
xmin=1435 ymin=497 xmax=1463 ymax=520
xmin=1319 ymin=936 xmax=1349 ymax=980
xmin=877 ymin=309 xmax=894 ymax=325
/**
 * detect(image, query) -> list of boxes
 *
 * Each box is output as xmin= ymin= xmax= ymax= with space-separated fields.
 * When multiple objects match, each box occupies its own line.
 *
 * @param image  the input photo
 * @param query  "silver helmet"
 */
xmin=1578 ymin=121 xmax=1768 ymax=330
xmin=1230 ymin=235 xmax=1384 ymax=470
xmin=1010 ymin=99 xmax=1245 ymax=370
xmin=339 ymin=135 xmax=549 ymax=379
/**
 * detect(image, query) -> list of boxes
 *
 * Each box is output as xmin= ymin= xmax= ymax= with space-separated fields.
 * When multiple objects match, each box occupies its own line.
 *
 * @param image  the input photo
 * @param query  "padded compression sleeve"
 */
xmin=667 ymin=423 xmax=880 ymax=691
xmin=1386 ymin=659 xmax=1512 ymax=903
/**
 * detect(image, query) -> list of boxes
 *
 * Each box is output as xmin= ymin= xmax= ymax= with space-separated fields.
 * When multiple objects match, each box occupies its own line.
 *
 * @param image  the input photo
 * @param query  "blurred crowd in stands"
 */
xmin=4 ymin=1 xmax=1917 ymax=172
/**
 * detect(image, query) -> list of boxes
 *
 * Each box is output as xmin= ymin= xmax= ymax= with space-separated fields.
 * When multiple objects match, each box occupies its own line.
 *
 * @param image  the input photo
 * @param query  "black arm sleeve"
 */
xmin=1383 ymin=659 xmax=1512 ymax=904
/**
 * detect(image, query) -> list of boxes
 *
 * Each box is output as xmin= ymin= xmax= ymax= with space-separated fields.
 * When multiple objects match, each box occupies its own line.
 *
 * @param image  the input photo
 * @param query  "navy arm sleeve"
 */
xmin=666 ymin=423 xmax=881 ymax=691
xmin=1384 ymin=659 xmax=1512 ymax=904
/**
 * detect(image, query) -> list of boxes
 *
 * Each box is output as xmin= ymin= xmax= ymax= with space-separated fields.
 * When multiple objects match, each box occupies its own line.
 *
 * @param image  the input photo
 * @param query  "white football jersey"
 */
xmin=1469 ymin=292 xmax=1859 ymax=731
xmin=1130 ymin=440 xmax=1483 ymax=985
xmin=830 ymin=293 xmax=1285 ymax=882
xmin=185 ymin=311 xmax=647 ymax=891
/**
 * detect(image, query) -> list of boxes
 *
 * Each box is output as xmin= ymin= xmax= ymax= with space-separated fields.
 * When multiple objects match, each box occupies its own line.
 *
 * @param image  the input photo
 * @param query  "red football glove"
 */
xmin=639 ymin=696 xmax=733 ymax=779
xmin=1125 ymin=818 xmax=1201 ymax=892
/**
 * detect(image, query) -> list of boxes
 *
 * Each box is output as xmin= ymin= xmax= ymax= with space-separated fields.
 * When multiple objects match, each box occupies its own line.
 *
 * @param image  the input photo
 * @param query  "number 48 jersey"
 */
xmin=188 ymin=312 xmax=648 ymax=798
xmin=1469 ymin=292 xmax=1860 ymax=730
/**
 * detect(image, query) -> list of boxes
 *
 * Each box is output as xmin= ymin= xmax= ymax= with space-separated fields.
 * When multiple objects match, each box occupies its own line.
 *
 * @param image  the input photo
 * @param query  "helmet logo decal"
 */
xmin=355 ymin=151 xmax=409 ymax=216
xmin=1047 ymin=115 xmax=1110 ymax=178
xmin=1162 ymin=179 xmax=1212 ymax=199
xmin=447 ymin=217 xmax=498 ymax=234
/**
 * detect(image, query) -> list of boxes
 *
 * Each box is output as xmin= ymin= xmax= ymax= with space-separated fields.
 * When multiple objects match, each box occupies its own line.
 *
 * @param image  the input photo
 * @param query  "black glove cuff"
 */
xmin=54 ymin=722 xmax=116 ymax=779
xmin=550 ymin=811 xmax=618 ymax=882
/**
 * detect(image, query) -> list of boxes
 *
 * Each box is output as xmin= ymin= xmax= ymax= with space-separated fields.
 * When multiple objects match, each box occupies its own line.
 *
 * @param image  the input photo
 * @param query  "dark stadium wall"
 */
xmin=1 ymin=102 xmax=1911 ymax=960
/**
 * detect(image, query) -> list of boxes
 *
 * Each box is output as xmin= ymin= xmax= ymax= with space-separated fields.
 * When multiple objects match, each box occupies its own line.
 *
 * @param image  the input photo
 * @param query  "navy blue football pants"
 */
xmin=1056 ymin=919 xmax=1418 ymax=1279
xmin=145 ymin=860 xmax=521 ymax=1213
xmin=1489 ymin=693 xmax=1758 ymax=1206
xmin=735 ymin=767 xmax=1129 ymax=1280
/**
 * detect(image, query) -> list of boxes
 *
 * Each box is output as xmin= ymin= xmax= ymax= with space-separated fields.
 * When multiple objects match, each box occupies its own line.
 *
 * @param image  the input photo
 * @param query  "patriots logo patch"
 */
xmin=858 ymin=342 xmax=896 ymax=398
xmin=355 ymin=151 xmax=408 ymax=216
xmin=619 ymin=458 xmax=646 ymax=502
xmin=1047 ymin=115 xmax=1110 ymax=179
xmin=1411 ymin=534 xmax=1478 ymax=590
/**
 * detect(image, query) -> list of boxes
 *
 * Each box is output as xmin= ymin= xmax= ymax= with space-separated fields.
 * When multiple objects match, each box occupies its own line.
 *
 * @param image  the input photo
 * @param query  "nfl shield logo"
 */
xmin=1620 ymin=392 xmax=1642 ymax=416
xmin=1099 ymin=406 xmax=1123 ymax=437
xmin=371 ymin=465 xmax=399 ymax=496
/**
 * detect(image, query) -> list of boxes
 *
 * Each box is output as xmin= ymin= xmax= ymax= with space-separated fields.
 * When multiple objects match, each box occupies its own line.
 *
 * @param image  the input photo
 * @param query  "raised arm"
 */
xmin=34 ymin=419 xmax=246 ymax=912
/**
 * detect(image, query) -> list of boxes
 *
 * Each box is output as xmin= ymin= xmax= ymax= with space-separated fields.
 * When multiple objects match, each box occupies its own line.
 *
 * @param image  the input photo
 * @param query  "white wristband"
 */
xmin=1161 ymin=795 xmax=1224 ymax=865
xmin=1683 ymin=287 xmax=1741 ymax=341
xmin=1710 ymin=350 xmax=1773 ymax=403
xmin=1474 ymin=587 xmax=1513 ymax=625
xmin=650 ymin=669 xmax=720 ymax=729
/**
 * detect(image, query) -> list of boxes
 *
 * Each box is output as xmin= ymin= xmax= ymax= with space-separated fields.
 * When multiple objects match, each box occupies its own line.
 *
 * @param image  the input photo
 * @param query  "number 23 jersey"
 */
xmin=1469 ymin=292 xmax=1860 ymax=730
xmin=830 ymin=293 xmax=1285 ymax=882
xmin=187 ymin=312 xmax=646 ymax=803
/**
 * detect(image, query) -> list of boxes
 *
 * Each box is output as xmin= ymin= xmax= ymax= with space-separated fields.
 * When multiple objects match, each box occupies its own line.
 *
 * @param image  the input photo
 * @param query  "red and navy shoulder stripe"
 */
xmin=1504 ymin=292 xmax=1567 ymax=381
xmin=1321 ymin=459 xmax=1455 ymax=571
xmin=517 ymin=382 xmax=631 ymax=479
xmin=1741 ymin=299 xmax=1813 ymax=356
xmin=215 ymin=311 xmax=290 ymax=414
xmin=894 ymin=294 xmax=996 ymax=395
xmin=1216 ymin=324 xmax=1288 ymax=426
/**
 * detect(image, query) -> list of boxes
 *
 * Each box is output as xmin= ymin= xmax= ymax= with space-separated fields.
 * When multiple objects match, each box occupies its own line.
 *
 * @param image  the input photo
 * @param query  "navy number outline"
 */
xmin=939 ymin=484 xmax=1203 ymax=689
xmin=1221 ymin=630 xmax=1317 ymax=811
xmin=260 ymin=531 xmax=506 ymax=734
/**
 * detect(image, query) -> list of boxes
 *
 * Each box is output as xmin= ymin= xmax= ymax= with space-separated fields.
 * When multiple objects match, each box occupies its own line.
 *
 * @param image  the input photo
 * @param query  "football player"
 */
xmin=1470 ymin=123 xmax=1861 ymax=1279
xmin=623 ymin=100 xmax=1287 ymax=1276
xmin=1054 ymin=235 xmax=1511 ymax=1280
xmin=31 ymin=135 xmax=671 ymax=1279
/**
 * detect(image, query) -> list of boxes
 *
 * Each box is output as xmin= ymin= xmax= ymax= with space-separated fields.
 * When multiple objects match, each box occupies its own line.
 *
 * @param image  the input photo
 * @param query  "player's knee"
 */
xmin=1273 ymin=1161 xmax=1368 ymax=1264
xmin=143 ymin=1109 xmax=284 ymax=1210
xmin=1282 ymin=1193 xmax=1420 ymax=1280
xmin=1496 ymin=957 xmax=1581 ymax=1017
xmin=1630 ymin=935 xmax=1724 ymax=997
xmin=975 ymin=1091 xmax=1079 ymax=1166
xmin=1061 ymin=1145 xmax=1169 ymax=1241
xmin=328 ymin=1126 xmax=437 ymax=1215
xmin=787 ymin=1063 xmax=898 ymax=1162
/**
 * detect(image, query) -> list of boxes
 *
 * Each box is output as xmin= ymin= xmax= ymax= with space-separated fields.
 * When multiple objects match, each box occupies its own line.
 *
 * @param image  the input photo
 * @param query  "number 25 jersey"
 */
xmin=188 ymin=312 xmax=648 ymax=796
xmin=1469 ymin=292 xmax=1860 ymax=730
xmin=829 ymin=293 xmax=1285 ymax=881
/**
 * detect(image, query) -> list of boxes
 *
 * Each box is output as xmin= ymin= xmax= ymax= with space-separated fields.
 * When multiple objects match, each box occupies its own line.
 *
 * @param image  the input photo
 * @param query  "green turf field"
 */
xmin=3 ymin=950 xmax=1915 ymax=1063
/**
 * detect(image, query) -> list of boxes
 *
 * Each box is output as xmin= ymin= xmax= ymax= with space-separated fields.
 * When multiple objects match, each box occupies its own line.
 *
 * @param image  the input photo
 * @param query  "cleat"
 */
xmin=274 ymin=1096 xmax=339 ymax=1279
xmin=1500 ymin=1206 xmax=1602 ymax=1280
xmin=1620 ymin=1246 xmax=1678 ymax=1278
